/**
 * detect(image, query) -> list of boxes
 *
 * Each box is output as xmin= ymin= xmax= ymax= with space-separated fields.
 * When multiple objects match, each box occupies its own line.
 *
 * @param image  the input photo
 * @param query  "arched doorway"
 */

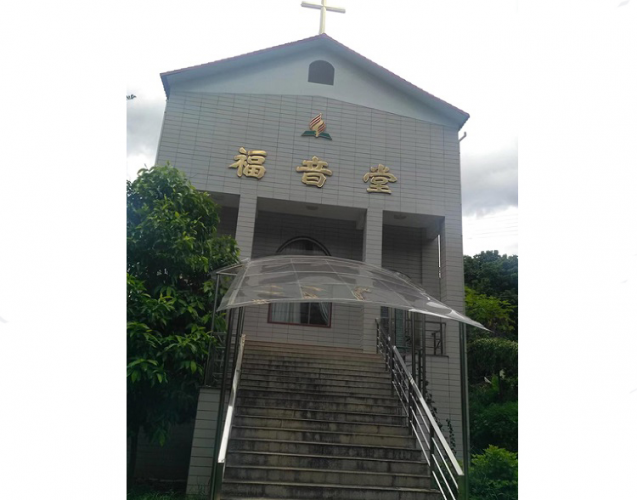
xmin=268 ymin=237 xmax=332 ymax=327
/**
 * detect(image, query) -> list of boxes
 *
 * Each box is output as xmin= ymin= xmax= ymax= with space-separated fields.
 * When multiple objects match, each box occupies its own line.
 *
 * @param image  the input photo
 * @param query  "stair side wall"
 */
xmin=186 ymin=388 xmax=222 ymax=497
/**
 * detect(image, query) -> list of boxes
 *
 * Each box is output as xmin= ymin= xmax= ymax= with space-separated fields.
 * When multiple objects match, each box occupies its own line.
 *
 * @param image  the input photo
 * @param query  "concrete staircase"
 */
xmin=220 ymin=340 xmax=442 ymax=500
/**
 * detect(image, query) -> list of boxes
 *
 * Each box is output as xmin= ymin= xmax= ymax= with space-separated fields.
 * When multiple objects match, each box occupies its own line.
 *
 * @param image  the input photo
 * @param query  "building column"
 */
xmin=234 ymin=194 xmax=257 ymax=259
xmin=421 ymin=230 xmax=441 ymax=300
xmin=361 ymin=208 xmax=383 ymax=352
xmin=438 ymin=215 xmax=467 ymax=461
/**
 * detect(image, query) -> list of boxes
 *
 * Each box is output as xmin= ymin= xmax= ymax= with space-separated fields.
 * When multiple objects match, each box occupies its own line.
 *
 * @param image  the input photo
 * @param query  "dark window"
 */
xmin=268 ymin=237 xmax=332 ymax=327
xmin=268 ymin=302 xmax=332 ymax=327
xmin=308 ymin=60 xmax=335 ymax=85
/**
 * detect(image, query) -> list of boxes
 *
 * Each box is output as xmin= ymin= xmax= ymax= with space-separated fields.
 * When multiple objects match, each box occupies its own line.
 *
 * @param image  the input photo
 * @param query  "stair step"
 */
xmin=245 ymin=341 xmax=383 ymax=360
xmin=239 ymin=379 xmax=394 ymax=397
xmin=243 ymin=349 xmax=385 ymax=365
xmin=235 ymin=406 xmax=407 ymax=425
xmin=228 ymin=438 xmax=423 ymax=461
xmin=241 ymin=365 xmax=390 ymax=381
xmin=240 ymin=372 xmax=393 ymax=390
xmin=238 ymin=388 xmax=399 ymax=407
xmin=236 ymin=396 xmax=403 ymax=415
xmin=221 ymin=480 xmax=441 ymax=500
xmin=226 ymin=451 xmax=428 ymax=475
xmin=224 ymin=465 xmax=430 ymax=489
xmin=233 ymin=415 xmax=411 ymax=436
xmin=231 ymin=426 xmax=417 ymax=448
xmin=242 ymin=354 xmax=384 ymax=369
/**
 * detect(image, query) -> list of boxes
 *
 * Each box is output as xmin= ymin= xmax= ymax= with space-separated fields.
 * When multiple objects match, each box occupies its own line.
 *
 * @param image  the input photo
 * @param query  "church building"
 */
xmin=154 ymin=32 xmax=470 ymax=498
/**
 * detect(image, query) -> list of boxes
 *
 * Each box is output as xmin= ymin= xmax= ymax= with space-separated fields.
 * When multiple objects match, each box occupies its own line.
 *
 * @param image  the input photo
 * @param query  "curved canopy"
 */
xmin=217 ymin=255 xmax=486 ymax=330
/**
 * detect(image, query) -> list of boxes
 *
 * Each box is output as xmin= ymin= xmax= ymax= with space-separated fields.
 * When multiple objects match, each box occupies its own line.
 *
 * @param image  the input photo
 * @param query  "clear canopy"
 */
xmin=217 ymin=255 xmax=486 ymax=330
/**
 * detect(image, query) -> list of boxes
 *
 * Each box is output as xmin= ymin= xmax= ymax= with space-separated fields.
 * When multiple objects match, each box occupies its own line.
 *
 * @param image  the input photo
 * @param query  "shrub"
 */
xmin=470 ymin=445 xmax=518 ymax=500
xmin=471 ymin=401 xmax=518 ymax=453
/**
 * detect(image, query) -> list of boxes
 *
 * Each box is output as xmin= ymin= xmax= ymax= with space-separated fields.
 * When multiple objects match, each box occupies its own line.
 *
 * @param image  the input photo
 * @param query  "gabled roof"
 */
xmin=160 ymin=34 xmax=469 ymax=128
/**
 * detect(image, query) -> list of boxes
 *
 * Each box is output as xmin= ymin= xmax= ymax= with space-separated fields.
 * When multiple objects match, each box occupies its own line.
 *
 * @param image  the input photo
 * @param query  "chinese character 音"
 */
xmin=363 ymin=164 xmax=397 ymax=194
xmin=296 ymin=156 xmax=332 ymax=188
xmin=229 ymin=147 xmax=267 ymax=179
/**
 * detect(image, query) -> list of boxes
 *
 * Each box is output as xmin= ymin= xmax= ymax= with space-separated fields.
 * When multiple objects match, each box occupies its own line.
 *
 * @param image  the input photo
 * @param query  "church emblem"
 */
xmin=363 ymin=164 xmax=397 ymax=194
xmin=296 ymin=156 xmax=332 ymax=188
xmin=301 ymin=113 xmax=332 ymax=140
xmin=229 ymin=147 xmax=267 ymax=179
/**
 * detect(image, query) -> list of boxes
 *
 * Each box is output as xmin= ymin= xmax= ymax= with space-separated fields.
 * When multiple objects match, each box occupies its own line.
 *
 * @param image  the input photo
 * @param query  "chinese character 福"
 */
xmin=229 ymin=147 xmax=267 ymax=179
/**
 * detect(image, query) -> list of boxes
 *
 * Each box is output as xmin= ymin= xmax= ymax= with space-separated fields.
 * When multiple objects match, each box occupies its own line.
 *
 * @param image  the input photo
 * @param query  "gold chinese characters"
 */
xmin=229 ymin=147 xmax=267 ymax=179
xmin=363 ymin=164 xmax=397 ymax=194
xmin=228 ymin=147 xmax=399 ymax=193
xmin=296 ymin=156 xmax=332 ymax=188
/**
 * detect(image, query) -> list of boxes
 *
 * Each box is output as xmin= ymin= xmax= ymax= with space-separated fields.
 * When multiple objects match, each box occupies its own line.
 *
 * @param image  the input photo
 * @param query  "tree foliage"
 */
xmin=465 ymin=287 xmax=515 ymax=338
xmin=468 ymin=337 xmax=518 ymax=383
xmin=471 ymin=400 xmax=518 ymax=454
xmin=470 ymin=446 xmax=518 ymax=500
xmin=465 ymin=251 xmax=518 ymax=338
xmin=464 ymin=251 xmax=518 ymax=304
xmin=465 ymin=250 xmax=518 ymax=492
xmin=127 ymin=165 xmax=238 ymax=468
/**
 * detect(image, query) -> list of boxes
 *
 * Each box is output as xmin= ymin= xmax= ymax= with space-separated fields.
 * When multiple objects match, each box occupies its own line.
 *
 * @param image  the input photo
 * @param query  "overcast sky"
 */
xmin=126 ymin=0 xmax=521 ymax=256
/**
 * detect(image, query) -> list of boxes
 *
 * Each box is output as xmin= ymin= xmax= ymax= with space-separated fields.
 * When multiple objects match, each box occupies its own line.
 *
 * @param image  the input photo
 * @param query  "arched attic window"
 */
xmin=308 ymin=60 xmax=335 ymax=85
xmin=268 ymin=237 xmax=332 ymax=327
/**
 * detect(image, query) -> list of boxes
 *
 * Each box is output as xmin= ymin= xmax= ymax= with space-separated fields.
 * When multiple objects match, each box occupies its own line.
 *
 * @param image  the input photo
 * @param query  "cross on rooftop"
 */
xmin=301 ymin=0 xmax=346 ymax=35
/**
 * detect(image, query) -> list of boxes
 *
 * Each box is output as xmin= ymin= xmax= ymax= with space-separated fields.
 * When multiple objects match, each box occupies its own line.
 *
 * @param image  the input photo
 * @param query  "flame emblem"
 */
xmin=302 ymin=113 xmax=332 ymax=140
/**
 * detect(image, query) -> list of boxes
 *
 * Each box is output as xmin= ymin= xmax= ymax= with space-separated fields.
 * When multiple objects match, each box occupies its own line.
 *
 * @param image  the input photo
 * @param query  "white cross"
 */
xmin=301 ymin=0 xmax=346 ymax=35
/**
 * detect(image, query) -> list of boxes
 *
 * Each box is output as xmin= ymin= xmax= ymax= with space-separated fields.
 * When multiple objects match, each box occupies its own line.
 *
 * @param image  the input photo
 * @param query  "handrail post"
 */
xmin=390 ymin=338 xmax=395 ymax=392
xmin=409 ymin=312 xmax=416 ymax=428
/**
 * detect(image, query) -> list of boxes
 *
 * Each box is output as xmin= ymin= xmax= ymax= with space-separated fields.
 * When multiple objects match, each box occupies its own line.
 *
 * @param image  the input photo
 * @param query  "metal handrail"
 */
xmin=211 ymin=333 xmax=246 ymax=500
xmin=376 ymin=319 xmax=465 ymax=500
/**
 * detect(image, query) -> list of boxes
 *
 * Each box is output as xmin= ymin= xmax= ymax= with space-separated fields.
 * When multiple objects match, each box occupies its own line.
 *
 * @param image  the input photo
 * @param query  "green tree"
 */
xmin=465 ymin=251 xmax=518 ymax=337
xmin=465 ymin=287 xmax=515 ymax=338
xmin=127 ymin=165 xmax=238 ymax=480
xmin=471 ymin=400 xmax=518 ymax=453
xmin=467 ymin=337 xmax=518 ymax=384
xmin=470 ymin=446 xmax=518 ymax=500
xmin=465 ymin=251 xmax=518 ymax=494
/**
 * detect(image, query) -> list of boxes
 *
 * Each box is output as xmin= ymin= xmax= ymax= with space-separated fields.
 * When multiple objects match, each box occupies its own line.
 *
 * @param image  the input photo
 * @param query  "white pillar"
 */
xmin=439 ymin=215 xmax=466 ymax=460
xmin=234 ymin=194 xmax=257 ymax=259
xmin=361 ymin=208 xmax=383 ymax=352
